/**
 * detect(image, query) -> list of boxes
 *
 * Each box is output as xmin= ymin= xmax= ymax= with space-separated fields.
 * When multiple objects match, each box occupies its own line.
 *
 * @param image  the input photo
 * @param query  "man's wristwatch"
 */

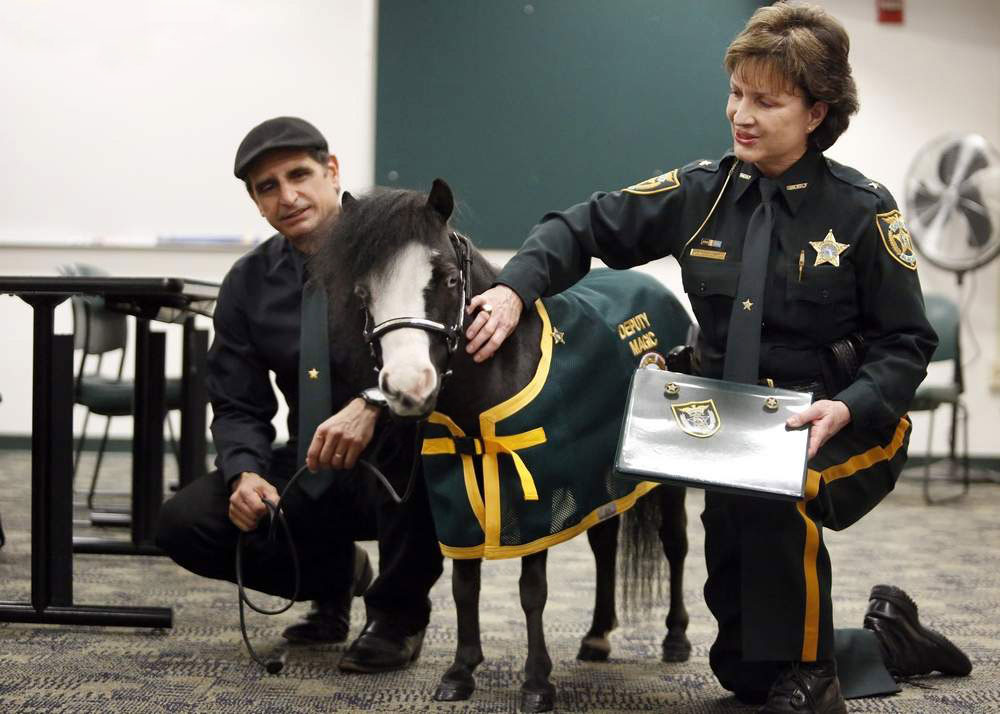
xmin=359 ymin=387 xmax=388 ymax=409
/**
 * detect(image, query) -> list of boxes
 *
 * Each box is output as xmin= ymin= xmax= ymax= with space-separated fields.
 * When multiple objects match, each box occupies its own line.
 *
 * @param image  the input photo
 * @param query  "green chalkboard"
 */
xmin=376 ymin=0 xmax=762 ymax=250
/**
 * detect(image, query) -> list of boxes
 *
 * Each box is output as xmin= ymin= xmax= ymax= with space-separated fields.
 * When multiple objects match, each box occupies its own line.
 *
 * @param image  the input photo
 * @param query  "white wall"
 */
xmin=2 ymin=0 xmax=999 ymax=458
xmin=0 ymin=0 xmax=377 ymax=244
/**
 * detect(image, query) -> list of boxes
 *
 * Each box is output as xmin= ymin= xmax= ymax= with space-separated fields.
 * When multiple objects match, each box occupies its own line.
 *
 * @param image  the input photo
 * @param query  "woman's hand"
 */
xmin=786 ymin=399 xmax=852 ymax=460
xmin=464 ymin=285 xmax=524 ymax=363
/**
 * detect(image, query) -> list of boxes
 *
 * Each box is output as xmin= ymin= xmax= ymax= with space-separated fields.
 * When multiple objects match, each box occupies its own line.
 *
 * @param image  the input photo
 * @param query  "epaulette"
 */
xmin=825 ymin=157 xmax=887 ymax=200
xmin=684 ymin=158 xmax=721 ymax=174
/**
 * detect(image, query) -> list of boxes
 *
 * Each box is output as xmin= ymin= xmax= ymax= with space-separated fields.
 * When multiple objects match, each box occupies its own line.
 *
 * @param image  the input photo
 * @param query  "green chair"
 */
xmin=908 ymin=294 xmax=969 ymax=505
xmin=59 ymin=263 xmax=183 ymax=509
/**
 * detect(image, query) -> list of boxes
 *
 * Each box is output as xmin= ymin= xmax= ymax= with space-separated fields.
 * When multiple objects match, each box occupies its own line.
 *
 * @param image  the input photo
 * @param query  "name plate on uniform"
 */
xmin=614 ymin=369 xmax=811 ymax=500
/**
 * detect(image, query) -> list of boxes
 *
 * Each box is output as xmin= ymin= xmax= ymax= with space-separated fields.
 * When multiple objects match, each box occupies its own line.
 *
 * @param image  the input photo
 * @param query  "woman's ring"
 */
xmin=482 ymin=303 xmax=494 ymax=315
xmin=335 ymin=452 xmax=344 ymax=458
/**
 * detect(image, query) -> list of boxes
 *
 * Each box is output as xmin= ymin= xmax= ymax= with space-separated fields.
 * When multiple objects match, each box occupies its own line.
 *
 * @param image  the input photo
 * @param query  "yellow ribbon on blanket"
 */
xmin=422 ymin=428 xmax=547 ymax=501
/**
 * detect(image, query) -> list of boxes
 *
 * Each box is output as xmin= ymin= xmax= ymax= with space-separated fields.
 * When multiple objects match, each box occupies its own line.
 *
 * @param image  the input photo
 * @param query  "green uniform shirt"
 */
xmin=496 ymin=150 xmax=938 ymax=431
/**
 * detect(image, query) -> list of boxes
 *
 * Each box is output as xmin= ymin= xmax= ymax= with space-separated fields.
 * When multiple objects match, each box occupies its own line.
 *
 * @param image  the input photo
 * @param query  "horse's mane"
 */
xmin=312 ymin=187 xmax=447 ymax=287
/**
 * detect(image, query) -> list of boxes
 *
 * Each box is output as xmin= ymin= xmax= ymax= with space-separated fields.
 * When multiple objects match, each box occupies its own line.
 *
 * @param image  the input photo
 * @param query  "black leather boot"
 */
xmin=282 ymin=544 xmax=373 ymax=644
xmin=759 ymin=661 xmax=847 ymax=714
xmin=864 ymin=584 xmax=972 ymax=678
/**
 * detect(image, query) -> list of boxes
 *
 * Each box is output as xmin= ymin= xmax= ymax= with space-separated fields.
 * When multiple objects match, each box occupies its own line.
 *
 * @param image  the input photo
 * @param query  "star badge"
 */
xmin=552 ymin=327 xmax=565 ymax=344
xmin=809 ymin=230 xmax=849 ymax=267
xmin=307 ymin=368 xmax=319 ymax=380
xmin=742 ymin=298 xmax=753 ymax=311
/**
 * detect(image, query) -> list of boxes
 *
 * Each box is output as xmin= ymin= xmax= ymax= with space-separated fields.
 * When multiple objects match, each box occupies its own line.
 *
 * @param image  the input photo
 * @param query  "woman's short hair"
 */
xmin=724 ymin=2 xmax=859 ymax=151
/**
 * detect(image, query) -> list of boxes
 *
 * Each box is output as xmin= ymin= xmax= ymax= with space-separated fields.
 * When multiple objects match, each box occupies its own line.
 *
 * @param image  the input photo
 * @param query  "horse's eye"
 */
xmin=446 ymin=275 xmax=459 ymax=288
xmin=354 ymin=283 xmax=369 ymax=300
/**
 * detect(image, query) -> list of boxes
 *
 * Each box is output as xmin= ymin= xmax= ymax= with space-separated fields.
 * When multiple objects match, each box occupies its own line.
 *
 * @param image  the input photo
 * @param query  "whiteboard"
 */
xmin=0 ymin=0 xmax=376 ymax=245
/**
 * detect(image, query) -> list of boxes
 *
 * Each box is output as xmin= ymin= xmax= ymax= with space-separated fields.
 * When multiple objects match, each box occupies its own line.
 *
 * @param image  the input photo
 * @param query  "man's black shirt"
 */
xmin=207 ymin=234 xmax=356 ymax=483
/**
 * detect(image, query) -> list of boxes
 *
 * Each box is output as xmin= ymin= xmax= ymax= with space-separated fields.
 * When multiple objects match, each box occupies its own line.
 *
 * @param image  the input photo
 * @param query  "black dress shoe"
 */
xmin=338 ymin=619 xmax=425 ymax=673
xmin=282 ymin=545 xmax=374 ymax=644
xmin=759 ymin=661 xmax=847 ymax=714
xmin=863 ymin=584 xmax=972 ymax=678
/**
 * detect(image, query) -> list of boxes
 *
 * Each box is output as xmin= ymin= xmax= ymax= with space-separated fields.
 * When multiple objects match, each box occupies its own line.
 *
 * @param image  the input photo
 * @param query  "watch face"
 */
xmin=363 ymin=388 xmax=387 ymax=407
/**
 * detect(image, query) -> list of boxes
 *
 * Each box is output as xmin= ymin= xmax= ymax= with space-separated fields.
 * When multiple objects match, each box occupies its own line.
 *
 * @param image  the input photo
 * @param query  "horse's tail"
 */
xmin=618 ymin=486 xmax=667 ymax=616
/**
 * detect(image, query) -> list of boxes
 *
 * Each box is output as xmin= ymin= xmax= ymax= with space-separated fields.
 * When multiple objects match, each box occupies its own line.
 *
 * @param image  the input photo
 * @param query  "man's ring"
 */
xmin=335 ymin=452 xmax=344 ymax=458
xmin=481 ymin=303 xmax=494 ymax=315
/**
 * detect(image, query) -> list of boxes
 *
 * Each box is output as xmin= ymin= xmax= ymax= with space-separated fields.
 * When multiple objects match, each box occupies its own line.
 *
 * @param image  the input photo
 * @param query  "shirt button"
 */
xmin=821 ymin=289 xmax=830 ymax=299
xmin=699 ymin=281 xmax=706 ymax=292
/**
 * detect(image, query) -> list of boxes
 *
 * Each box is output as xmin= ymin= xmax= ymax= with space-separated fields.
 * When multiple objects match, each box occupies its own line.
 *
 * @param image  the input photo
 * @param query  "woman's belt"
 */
xmin=759 ymin=377 xmax=827 ymax=401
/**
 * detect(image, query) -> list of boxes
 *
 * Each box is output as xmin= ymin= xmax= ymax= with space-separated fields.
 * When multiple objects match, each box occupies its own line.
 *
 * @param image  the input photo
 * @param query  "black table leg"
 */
xmin=179 ymin=319 xmax=208 ymax=489
xmin=0 ymin=296 xmax=171 ymax=628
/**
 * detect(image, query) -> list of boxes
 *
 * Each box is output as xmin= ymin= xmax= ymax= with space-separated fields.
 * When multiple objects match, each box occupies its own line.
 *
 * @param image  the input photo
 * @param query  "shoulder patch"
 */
xmin=875 ymin=210 xmax=918 ymax=270
xmin=623 ymin=168 xmax=681 ymax=196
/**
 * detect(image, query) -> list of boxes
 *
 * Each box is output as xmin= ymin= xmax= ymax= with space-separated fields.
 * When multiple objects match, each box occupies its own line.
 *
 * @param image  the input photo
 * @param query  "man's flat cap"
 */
xmin=234 ymin=116 xmax=328 ymax=179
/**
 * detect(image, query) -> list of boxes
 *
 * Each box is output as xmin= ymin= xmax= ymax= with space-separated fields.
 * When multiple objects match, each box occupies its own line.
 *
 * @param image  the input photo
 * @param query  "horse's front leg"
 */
xmin=577 ymin=516 xmax=619 ymax=661
xmin=519 ymin=549 xmax=554 ymax=713
xmin=433 ymin=558 xmax=484 ymax=702
xmin=658 ymin=484 xmax=691 ymax=662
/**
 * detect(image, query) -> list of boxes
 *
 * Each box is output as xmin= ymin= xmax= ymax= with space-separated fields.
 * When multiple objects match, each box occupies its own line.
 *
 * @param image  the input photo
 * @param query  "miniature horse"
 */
xmin=313 ymin=180 xmax=691 ymax=712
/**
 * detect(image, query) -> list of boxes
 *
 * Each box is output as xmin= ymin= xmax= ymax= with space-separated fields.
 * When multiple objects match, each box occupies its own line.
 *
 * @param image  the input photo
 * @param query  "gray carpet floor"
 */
xmin=1 ymin=450 xmax=997 ymax=713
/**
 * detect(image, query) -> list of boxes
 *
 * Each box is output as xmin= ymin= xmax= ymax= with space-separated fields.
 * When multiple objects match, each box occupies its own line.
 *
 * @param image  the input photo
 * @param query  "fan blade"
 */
xmin=911 ymin=180 xmax=941 ymax=226
xmin=956 ymin=185 xmax=990 ymax=248
xmin=938 ymin=140 xmax=989 ymax=186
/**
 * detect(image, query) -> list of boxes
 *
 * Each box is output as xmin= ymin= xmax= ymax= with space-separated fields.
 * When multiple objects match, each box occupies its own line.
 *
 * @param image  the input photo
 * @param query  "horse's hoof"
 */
xmin=661 ymin=635 xmax=692 ymax=663
xmin=576 ymin=637 xmax=611 ymax=662
xmin=520 ymin=688 xmax=555 ymax=713
xmin=433 ymin=680 xmax=475 ymax=702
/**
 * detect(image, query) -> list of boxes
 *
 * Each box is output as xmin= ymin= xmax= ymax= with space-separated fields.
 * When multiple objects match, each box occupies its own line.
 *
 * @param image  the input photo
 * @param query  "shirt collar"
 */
xmin=733 ymin=149 xmax=824 ymax=215
xmin=271 ymin=234 xmax=308 ymax=283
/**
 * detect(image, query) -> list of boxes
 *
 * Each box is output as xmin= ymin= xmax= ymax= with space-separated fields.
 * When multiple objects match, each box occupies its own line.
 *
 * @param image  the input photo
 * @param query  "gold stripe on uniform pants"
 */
xmin=795 ymin=416 xmax=911 ymax=661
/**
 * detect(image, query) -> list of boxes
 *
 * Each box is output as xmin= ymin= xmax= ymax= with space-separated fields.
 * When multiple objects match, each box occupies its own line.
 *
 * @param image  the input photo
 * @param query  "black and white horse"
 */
xmin=313 ymin=180 xmax=691 ymax=712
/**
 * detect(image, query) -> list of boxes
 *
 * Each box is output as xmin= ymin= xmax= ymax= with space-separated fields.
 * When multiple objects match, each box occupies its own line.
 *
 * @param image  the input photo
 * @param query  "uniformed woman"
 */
xmin=462 ymin=3 xmax=966 ymax=713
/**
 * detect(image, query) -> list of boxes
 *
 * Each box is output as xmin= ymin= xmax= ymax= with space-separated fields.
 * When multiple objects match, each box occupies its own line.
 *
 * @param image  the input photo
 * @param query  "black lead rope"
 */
xmin=357 ymin=420 xmax=426 ymax=505
xmin=234 ymin=421 xmax=424 ymax=675
xmin=234 ymin=464 xmax=307 ymax=675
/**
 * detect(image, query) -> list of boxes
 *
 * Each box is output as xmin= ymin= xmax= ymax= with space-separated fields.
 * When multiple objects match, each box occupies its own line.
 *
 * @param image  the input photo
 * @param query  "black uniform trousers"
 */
xmin=156 ymin=439 xmax=443 ymax=635
xmin=703 ymin=414 xmax=912 ymax=699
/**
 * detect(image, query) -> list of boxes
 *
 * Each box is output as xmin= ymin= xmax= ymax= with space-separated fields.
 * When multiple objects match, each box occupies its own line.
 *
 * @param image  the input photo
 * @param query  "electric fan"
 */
xmin=904 ymin=132 xmax=1000 ymax=279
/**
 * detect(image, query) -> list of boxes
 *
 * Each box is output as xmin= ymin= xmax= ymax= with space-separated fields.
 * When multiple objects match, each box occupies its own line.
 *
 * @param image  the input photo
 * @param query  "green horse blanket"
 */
xmin=421 ymin=269 xmax=692 ymax=559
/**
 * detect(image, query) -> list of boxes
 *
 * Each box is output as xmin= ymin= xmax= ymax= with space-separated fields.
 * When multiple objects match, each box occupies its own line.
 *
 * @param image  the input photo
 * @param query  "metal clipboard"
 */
xmin=614 ymin=369 xmax=812 ymax=500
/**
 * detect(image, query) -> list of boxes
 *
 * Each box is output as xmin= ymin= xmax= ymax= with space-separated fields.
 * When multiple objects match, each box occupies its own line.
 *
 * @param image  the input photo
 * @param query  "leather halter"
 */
xmin=362 ymin=231 xmax=473 ymax=376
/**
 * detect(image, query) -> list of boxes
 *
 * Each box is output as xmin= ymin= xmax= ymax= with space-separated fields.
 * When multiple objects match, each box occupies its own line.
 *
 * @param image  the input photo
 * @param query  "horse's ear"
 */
xmin=341 ymin=191 xmax=356 ymax=211
xmin=427 ymin=178 xmax=454 ymax=221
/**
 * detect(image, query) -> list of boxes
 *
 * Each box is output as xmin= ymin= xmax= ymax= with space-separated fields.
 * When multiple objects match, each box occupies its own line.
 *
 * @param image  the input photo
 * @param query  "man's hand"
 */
xmin=786 ymin=399 xmax=852 ymax=460
xmin=464 ymin=285 xmax=523 ymax=363
xmin=229 ymin=472 xmax=279 ymax=532
xmin=307 ymin=398 xmax=379 ymax=472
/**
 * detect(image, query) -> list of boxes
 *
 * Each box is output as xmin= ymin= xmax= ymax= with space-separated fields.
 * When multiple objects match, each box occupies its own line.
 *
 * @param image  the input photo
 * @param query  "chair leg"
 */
xmin=925 ymin=402 xmax=971 ymax=506
xmin=922 ymin=409 xmax=936 ymax=505
xmin=165 ymin=413 xmax=180 ymax=466
xmin=73 ymin=408 xmax=92 ymax=483
xmin=958 ymin=401 xmax=970 ymax=497
xmin=87 ymin=416 xmax=114 ymax=510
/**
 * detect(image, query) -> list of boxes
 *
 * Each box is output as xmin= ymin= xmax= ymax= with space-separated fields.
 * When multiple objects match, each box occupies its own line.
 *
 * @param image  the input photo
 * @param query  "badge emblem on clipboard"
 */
xmin=671 ymin=399 xmax=721 ymax=438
